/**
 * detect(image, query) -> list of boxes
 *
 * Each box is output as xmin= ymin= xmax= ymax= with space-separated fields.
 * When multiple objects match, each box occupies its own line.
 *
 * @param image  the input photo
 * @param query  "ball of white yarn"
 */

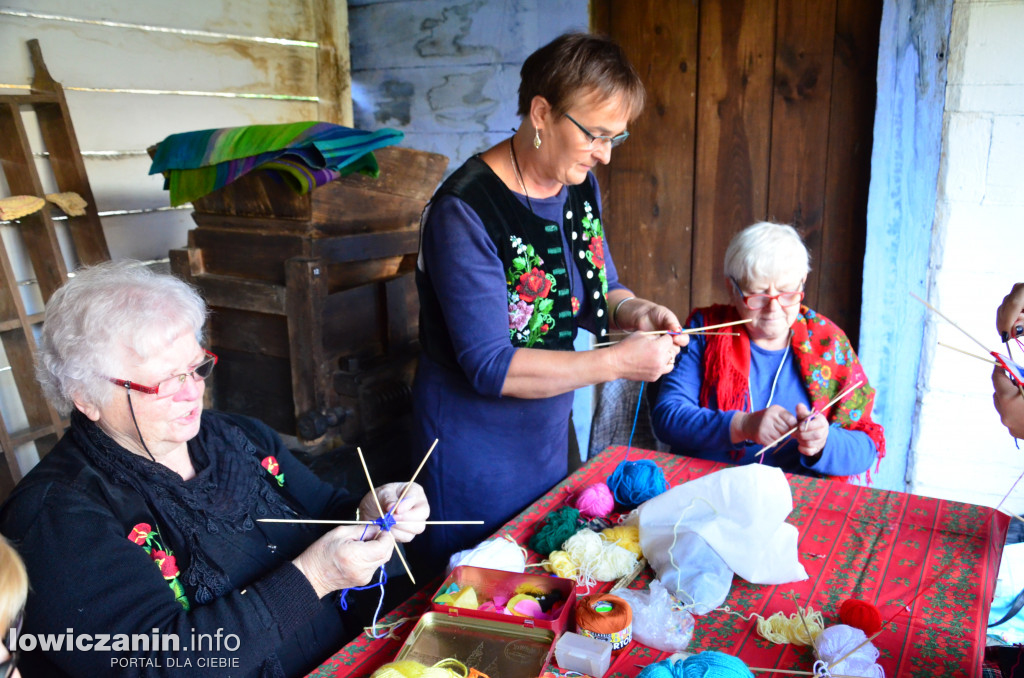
xmin=813 ymin=624 xmax=885 ymax=678
xmin=564 ymin=529 xmax=638 ymax=581
xmin=447 ymin=536 xmax=526 ymax=574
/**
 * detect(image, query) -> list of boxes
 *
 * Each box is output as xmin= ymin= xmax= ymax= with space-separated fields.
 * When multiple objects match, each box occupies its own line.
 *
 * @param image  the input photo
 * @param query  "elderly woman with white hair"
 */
xmin=652 ymin=222 xmax=885 ymax=478
xmin=0 ymin=262 xmax=429 ymax=677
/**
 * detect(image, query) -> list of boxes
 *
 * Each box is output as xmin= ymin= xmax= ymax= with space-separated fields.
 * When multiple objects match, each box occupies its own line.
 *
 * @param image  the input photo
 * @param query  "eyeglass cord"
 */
xmin=124 ymin=386 xmax=158 ymax=463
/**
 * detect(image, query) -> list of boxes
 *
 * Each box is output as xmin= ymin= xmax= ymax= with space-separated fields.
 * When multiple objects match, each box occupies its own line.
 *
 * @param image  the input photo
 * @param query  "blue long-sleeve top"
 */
xmin=411 ymin=168 xmax=627 ymax=564
xmin=651 ymin=311 xmax=878 ymax=477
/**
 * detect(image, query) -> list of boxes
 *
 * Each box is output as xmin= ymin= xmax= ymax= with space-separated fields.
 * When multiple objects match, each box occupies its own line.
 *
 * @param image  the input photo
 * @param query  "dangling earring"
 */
xmin=533 ymin=129 xmax=542 ymax=149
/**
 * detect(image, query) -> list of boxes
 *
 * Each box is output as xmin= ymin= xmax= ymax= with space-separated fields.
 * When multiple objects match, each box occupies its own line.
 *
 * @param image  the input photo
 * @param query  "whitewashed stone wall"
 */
xmin=348 ymin=0 xmax=588 ymax=176
xmin=912 ymin=0 xmax=1024 ymax=512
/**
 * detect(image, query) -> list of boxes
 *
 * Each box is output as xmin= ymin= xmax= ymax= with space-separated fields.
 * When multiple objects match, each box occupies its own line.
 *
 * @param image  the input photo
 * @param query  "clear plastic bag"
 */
xmin=615 ymin=580 xmax=695 ymax=653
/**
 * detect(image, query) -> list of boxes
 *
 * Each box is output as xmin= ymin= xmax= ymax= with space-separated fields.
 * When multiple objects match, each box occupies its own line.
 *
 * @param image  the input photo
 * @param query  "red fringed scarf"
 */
xmin=688 ymin=304 xmax=886 ymax=483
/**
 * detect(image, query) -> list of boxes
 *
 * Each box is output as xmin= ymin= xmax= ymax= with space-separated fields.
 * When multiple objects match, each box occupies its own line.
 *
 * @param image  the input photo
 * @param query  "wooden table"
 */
xmin=309 ymin=446 xmax=1010 ymax=677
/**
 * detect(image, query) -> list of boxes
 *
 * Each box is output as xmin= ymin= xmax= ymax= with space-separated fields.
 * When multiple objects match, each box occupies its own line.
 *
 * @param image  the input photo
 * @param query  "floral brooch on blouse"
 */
xmin=128 ymin=523 xmax=190 ymax=611
xmin=261 ymin=455 xmax=285 ymax=487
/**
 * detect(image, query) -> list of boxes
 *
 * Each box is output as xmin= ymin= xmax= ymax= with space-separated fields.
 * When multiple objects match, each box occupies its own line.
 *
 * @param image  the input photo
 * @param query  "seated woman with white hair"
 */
xmin=652 ymin=222 xmax=885 ymax=478
xmin=0 ymin=262 xmax=429 ymax=677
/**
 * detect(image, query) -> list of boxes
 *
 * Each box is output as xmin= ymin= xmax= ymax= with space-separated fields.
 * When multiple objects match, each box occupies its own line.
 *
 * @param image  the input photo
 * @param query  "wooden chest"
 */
xmin=170 ymin=145 xmax=448 ymax=446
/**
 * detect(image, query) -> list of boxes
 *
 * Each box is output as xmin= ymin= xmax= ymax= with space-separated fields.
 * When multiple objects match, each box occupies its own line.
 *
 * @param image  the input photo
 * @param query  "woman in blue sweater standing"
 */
xmin=412 ymin=33 xmax=688 ymax=570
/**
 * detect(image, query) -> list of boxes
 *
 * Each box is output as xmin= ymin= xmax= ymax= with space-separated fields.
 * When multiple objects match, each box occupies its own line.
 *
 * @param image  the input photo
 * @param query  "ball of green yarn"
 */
xmin=528 ymin=506 xmax=582 ymax=556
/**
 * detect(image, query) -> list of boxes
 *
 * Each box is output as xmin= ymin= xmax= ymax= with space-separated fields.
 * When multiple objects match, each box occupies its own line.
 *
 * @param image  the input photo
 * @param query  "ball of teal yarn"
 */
xmin=607 ymin=459 xmax=668 ymax=509
xmin=528 ymin=506 xmax=581 ymax=556
xmin=638 ymin=653 xmax=753 ymax=678
xmin=638 ymin=658 xmax=683 ymax=678
xmin=682 ymin=652 xmax=754 ymax=677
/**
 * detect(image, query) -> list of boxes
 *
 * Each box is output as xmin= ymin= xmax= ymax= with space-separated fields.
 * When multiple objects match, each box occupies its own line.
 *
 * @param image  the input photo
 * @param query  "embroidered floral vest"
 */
xmin=418 ymin=156 xmax=610 ymax=370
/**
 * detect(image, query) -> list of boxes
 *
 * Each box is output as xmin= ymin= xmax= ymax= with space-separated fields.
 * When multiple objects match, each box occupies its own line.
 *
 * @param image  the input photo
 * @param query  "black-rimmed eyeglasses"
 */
xmin=564 ymin=113 xmax=630 ymax=148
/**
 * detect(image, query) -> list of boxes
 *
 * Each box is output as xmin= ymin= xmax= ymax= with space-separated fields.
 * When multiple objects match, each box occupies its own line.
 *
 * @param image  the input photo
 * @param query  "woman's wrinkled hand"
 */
xmin=793 ymin=403 xmax=828 ymax=458
xmin=293 ymin=525 xmax=395 ymax=599
xmin=611 ymin=333 xmax=682 ymax=382
xmin=359 ymin=482 xmax=430 ymax=543
xmin=996 ymin=283 xmax=1024 ymax=341
xmin=615 ymin=297 xmax=689 ymax=348
xmin=992 ymin=367 xmax=1024 ymax=439
xmin=731 ymin=405 xmax=797 ymax=447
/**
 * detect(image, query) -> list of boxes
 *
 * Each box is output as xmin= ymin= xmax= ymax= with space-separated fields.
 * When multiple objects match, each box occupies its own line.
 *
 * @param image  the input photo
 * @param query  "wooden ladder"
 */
xmin=0 ymin=39 xmax=111 ymax=498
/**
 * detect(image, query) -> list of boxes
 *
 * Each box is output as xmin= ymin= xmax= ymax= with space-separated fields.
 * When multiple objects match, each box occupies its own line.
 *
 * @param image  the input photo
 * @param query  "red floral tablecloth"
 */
xmin=309 ymin=447 xmax=1009 ymax=678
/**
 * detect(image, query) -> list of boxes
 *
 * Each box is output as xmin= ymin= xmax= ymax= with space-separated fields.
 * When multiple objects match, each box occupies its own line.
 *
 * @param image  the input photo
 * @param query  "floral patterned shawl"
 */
xmin=690 ymin=304 xmax=886 ymax=481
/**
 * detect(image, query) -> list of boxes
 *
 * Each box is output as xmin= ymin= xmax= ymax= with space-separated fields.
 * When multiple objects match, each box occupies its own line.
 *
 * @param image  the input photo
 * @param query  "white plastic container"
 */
xmin=554 ymin=631 xmax=612 ymax=677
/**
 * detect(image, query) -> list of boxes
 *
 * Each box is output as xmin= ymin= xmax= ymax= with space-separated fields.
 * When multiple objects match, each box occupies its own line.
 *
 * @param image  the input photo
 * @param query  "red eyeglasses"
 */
xmin=108 ymin=349 xmax=218 ymax=397
xmin=730 ymin=277 xmax=804 ymax=310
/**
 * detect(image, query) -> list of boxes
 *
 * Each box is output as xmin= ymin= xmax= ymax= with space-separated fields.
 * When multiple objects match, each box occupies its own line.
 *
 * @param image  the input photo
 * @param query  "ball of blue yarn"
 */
xmin=638 ymin=652 xmax=754 ymax=678
xmin=606 ymin=459 xmax=668 ymax=509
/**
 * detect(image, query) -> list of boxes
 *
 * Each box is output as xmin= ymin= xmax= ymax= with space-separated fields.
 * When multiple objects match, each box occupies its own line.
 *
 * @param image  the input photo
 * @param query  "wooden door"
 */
xmin=593 ymin=0 xmax=881 ymax=345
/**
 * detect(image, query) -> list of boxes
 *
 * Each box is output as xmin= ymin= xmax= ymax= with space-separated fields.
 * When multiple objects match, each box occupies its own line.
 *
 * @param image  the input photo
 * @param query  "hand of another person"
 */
xmin=293 ymin=525 xmax=395 ymax=599
xmin=992 ymin=367 xmax=1024 ymax=439
xmin=731 ymin=405 xmax=798 ymax=447
xmin=611 ymin=333 xmax=682 ymax=382
xmin=359 ymin=482 xmax=430 ymax=543
xmin=996 ymin=283 xmax=1024 ymax=341
xmin=793 ymin=403 xmax=828 ymax=457
xmin=615 ymin=297 xmax=689 ymax=348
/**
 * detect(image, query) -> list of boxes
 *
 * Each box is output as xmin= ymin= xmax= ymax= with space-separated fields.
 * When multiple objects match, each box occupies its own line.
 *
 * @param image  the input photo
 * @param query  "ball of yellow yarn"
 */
xmin=600 ymin=525 xmax=642 ymax=557
xmin=755 ymin=607 xmax=824 ymax=646
xmin=371 ymin=658 xmax=468 ymax=678
xmin=544 ymin=550 xmax=578 ymax=579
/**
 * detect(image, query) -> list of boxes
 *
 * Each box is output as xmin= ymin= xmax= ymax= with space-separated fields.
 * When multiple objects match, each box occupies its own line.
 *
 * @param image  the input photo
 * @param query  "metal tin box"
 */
xmin=397 ymin=611 xmax=556 ymax=678
xmin=431 ymin=565 xmax=577 ymax=635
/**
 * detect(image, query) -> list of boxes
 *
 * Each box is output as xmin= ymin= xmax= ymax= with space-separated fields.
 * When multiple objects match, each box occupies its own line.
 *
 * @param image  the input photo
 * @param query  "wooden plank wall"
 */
xmin=593 ymin=0 xmax=881 ymax=346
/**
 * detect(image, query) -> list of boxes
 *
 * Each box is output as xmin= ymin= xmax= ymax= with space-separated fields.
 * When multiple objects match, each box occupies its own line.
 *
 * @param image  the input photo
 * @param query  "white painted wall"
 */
xmin=912 ymin=0 xmax=1024 ymax=512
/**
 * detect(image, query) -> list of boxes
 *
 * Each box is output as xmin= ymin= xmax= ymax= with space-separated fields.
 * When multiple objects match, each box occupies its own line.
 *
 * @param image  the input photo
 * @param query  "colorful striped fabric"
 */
xmin=149 ymin=122 xmax=404 ymax=206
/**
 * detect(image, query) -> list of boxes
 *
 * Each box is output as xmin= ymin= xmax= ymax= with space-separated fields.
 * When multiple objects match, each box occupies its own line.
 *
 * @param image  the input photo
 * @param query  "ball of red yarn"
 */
xmin=839 ymin=598 xmax=882 ymax=635
xmin=571 ymin=482 xmax=615 ymax=519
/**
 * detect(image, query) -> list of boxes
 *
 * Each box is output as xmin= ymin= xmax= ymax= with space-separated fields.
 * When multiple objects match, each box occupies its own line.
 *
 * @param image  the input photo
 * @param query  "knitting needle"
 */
xmin=754 ymin=380 xmax=865 ymax=458
xmin=609 ymin=558 xmax=646 ymax=592
xmin=795 ymin=605 xmax=815 ymax=645
xmin=257 ymin=518 xmax=484 ymax=525
xmin=592 ymin=332 xmax=739 ymax=349
xmin=937 ymin=341 xmax=998 ymax=365
xmin=824 ymin=625 xmax=887 ymax=673
xmin=357 ymin=447 xmax=416 ymax=585
xmin=639 ymin=318 xmax=754 ymax=335
xmin=393 ymin=438 xmax=438 ymax=509
xmin=910 ymin=292 xmax=992 ymax=355
xmin=747 ymin=669 xmax=861 ymax=678
xmin=998 ymin=509 xmax=1024 ymax=526
xmin=914 ymin=294 xmax=1024 ymax=397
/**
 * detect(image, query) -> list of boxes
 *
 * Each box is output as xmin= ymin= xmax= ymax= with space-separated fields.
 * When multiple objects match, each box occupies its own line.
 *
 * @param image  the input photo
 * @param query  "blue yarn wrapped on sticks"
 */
xmin=606 ymin=459 xmax=668 ymax=509
xmin=638 ymin=652 xmax=755 ymax=678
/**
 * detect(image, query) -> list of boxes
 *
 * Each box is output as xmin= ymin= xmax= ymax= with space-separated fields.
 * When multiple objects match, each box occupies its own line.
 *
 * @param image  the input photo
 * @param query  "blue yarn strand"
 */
xmin=625 ymin=381 xmax=645 ymax=458
xmin=605 ymin=381 xmax=669 ymax=509
xmin=337 ymin=507 xmax=396 ymax=611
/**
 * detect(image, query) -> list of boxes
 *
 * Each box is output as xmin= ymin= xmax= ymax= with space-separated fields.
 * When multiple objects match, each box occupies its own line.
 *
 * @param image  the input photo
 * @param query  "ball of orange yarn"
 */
xmin=839 ymin=598 xmax=882 ymax=635
xmin=576 ymin=593 xmax=633 ymax=651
